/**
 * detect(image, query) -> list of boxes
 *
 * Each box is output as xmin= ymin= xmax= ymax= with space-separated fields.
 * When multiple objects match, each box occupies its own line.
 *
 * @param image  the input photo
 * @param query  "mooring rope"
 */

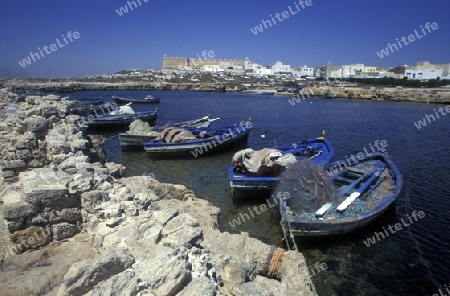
xmin=268 ymin=248 xmax=285 ymax=276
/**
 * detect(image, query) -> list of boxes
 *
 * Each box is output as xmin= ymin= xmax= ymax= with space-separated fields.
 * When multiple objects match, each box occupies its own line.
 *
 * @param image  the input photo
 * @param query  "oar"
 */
xmin=336 ymin=165 xmax=386 ymax=212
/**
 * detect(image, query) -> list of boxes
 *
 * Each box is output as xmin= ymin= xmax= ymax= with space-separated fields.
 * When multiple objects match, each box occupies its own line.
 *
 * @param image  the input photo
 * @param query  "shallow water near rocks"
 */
xmin=86 ymin=90 xmax=450 ymax=296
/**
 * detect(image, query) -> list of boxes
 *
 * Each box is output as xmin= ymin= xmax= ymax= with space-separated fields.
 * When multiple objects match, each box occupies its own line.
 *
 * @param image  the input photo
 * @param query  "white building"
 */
xmin=245 ymin=63 xmax=273 ymax=76
xmin=300 ymin=66 xmax=315 ymax=77
xmin=405 ymin=69 xmax=443 ymax=80
xmin=342 ymin=64 xmax=365 ymax=78
xmin=272 ymin=61 xmax=291 ymax=74
xmin=254 ymin=67 xmax=272 ymax=76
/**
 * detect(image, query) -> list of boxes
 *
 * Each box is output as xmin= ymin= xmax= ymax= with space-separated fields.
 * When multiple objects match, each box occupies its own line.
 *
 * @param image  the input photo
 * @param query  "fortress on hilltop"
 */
xmin=162 ymin=55 xmax=247 ymax=69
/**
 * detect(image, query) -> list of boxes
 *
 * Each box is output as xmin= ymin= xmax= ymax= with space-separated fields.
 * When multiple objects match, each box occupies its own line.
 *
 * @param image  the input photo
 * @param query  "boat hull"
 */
xmin=118 ymin=117 xmax=219 ymax=150
xmin=87 ymin=110 xmax=158 ymax=129
xmin=144 ymin=122 xmax=251 ymax=159
xmin=228 ymin=137 xmax=335 ymax=195
xmin=70 ymin=102 xmax=118 ymax=115
xmin=70 ymin=97 xmax=104 ymax=105
xmin=113 ymin=96 xmax=160 ymax=104
xmin=279 ymin=152 xmax=403 ymax=236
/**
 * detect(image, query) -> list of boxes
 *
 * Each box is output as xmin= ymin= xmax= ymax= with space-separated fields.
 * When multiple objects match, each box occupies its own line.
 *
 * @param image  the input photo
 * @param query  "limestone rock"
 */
xmin=134 ymin=247 xmax=191 ymax=296
xmin=177 ymin=277 xmax=217 ymax=296
xmin=66 ymin=172 xmax=93 ymax=194
xmin=26 ymin=116 xmax=49 ymax=133
xmin=105 ymin=162 xmax=125 ymax=178
xmin=8 ymin=226 xmax=52 ymax=253
xmin=63 ymin=249 xmax=135 ymax=296
xmin=60 ymin=208 xmax=82 ymax=223
xmin=152 ymin=208 xmax=179 ymax=226
xmin=81 ymin=190 xmax=109 ymax=213
xmin=20 ymin=169 xmax=76 ymax=208
xmin=142 ymin=223 xmax=163 ymax=245
xmin=87 ymin=270 xmax=145 ymax=296
xmin=161 ymin=213 xmax=203 ymax=248
xmin=0 ymin=159 xmax=26 ymax=170
xmin=3 ymin=201 xmax=39 ymax=219
xmin=52 ymin=222 xmax=80 ymax=240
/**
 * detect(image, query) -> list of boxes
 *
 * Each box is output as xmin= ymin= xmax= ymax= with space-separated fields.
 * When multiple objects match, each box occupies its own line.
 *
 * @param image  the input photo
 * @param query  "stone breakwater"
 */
xmin=0 ymin=88 xmax=315 ymax=295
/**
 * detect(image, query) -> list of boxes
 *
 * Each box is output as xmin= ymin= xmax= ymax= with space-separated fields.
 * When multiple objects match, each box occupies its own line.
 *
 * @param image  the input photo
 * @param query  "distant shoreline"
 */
xmin=1 ymin=79 xmax=450 ymax=104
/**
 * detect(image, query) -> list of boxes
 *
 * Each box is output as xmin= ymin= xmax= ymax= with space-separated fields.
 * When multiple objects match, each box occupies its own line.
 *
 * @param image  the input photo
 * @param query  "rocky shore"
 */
xmin=0 ymin=89 xmax=315 ymax=295
xmin=2 ymin=79 xmax=450 ymax=104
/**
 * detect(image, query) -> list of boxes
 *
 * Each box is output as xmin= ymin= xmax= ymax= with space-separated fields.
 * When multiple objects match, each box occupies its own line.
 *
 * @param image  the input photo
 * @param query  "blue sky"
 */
xmin=0 ymin=0 xmax=449 ymax=78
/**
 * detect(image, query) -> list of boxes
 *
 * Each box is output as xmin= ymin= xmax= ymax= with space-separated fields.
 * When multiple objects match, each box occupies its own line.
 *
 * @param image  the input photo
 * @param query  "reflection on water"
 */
xmin=93 ymin=90 xmax=450 ymax=296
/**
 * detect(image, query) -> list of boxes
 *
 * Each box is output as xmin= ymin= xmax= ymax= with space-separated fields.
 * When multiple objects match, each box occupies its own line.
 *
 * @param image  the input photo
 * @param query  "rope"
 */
xmin=280 ymin=216 xmax=299 ymax=251
xmin=261 ymin=245 xmax=276 ymax=276
xmin=268 ymin=248 xmax=285 ymax=276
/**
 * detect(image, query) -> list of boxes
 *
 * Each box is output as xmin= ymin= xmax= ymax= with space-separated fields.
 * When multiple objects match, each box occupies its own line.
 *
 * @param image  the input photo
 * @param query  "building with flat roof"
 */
xmin=162 ymin=55 xmax=248 ymax=70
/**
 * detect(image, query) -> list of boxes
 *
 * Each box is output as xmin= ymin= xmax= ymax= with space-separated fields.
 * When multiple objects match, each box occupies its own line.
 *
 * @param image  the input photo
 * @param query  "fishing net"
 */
xmin=231 ymin=148 xmax=297 ymax=177
xmin=274 ymin=159 xmax=369 ymax=219
xmin=127 ymin=119 xmax=152 ymax=135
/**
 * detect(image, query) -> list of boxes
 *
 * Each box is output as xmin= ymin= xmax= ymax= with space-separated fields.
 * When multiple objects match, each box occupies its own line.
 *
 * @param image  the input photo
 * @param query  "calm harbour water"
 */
xmin=78 ymin=90 xmax=450 ymax=296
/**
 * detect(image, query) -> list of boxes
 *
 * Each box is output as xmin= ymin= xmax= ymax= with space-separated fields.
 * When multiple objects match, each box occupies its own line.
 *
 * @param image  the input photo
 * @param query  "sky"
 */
xmin=0 ymin=0 xmax=449 ymax=78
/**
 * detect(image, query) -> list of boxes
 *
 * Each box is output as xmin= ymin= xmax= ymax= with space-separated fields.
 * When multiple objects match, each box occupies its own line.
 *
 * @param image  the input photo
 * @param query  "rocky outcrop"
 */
xmin=62 ymin=249 xmax=135 ymax=296
xmin=300 ymin=86 xmax=450 ymax=103
xmin=0 ymin=91 xmax=119 ymax=252
xmin=0 ymin=89 xmax=315 ymax=296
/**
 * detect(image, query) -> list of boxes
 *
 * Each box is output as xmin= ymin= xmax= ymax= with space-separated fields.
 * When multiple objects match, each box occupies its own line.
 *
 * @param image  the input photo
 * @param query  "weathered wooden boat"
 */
xmin=70 ymin=97 xmax=104 ymax=105
xmin=87 ymin=108 xmax=158 ymax=129
xmin=118 ymin=116 xmax=220 ymax=150
xmin=113 ymin=95 xmax=160 ymax=104
xmin=143 ymin=121 xmax=252 ymax=158
xmin=228 ymin=136 xmax=335 ymax=197
xmin=70 ymin=102 xmax=119 ymax=115
xmin=277 ymin=152 xmax=402 ymax=240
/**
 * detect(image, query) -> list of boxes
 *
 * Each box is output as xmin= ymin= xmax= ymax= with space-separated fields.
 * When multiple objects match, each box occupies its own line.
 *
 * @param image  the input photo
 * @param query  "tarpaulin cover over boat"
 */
xmin=154 ymin=127 xmax=197 ymax=143
xmin=109 ymin=105 xmax=135 ymax=115
xmin=231 ymin=148 xmax=298 ymax=177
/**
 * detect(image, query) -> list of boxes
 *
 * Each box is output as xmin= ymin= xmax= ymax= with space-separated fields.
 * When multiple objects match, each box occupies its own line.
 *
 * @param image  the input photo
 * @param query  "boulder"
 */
xmin=52 ymin=223 xmax=80 ymax=240
xmin=66 ymin=172 xmax=93 ymax=194
xmin=161 ymin=213 xmax=203 ymax=248
xmin=81 ymin=190 xmax=109 ymax=213
xmin=87 ymin=270 xmax=145 ymax=296
xmin=3 ymin=201 xmax=39 ymax=219
xmin=177 ymin=277 xmax=217 ymax=296
xmin=60 ymin=208 xmax=82 ymax=223
xmin=134 ymin=247 xmax=191 ymax=296
xmin=25 ymin=116 xmax=49 ymax=133
xmin=63 ymin=249 xmax=135 ymax=296
xmin=152 ymin=208 xmax=179 ymax=226
xmin=8 ymin=226 xmax=52 ymax=253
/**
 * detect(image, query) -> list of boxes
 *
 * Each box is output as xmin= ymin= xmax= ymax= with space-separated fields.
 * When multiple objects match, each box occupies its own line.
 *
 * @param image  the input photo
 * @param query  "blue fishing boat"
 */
xmin=228 ymin=136 xmax=335 ymax=198
xmin=113 ymin=95 xmax=160 ymax=104
xmin=143 ymin=121 xmax=252 ymax=159
xmin=70 ymin=102 xmax=118 ymax=115
xmin=277 ymin=152 xmax=402 ymax=240
xmin=118 ymin=116 xmax=221 ymax=150
xmin=70 ymin=96 xmax=104 ymax=106
xmin=87 ymin=106 xmax=158 ymax=129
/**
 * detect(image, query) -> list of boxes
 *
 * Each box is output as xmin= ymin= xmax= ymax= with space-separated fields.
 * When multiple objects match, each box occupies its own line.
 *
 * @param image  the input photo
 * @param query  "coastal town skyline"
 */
xmin=0 ymin=0 xmax=449 ymax=78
